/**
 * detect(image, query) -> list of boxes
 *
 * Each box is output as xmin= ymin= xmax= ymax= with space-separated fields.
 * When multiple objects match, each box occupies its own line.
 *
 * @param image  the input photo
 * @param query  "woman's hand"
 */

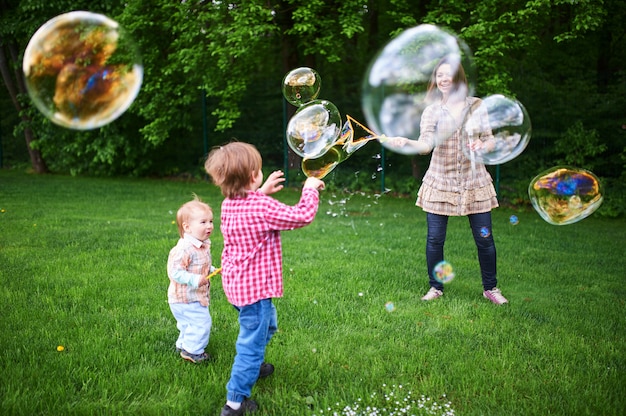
xmin=468 ymin=138 xmax=495 ymax=153
xmin=380 ymin=135 xmax=432 ymax=155
xmin=381 ymin=136 xmax=410 ymax=148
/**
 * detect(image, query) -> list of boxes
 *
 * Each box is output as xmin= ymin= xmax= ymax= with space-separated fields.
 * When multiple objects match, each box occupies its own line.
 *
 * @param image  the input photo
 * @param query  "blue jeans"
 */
xmin=426 ymin=212 xmax=497 ymax=291
xmin=226 ymin=299 xmax=277 ymax=403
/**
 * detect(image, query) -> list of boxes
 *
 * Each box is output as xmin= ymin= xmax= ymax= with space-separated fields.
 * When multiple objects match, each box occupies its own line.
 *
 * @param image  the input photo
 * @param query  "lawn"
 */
xmin=0 ymin=170 xmax=624 ymax=415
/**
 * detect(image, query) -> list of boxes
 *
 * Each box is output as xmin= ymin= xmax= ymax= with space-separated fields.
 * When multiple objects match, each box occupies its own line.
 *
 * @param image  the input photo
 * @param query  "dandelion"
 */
xmin=56 ymin=345 xmax=65 ymax=352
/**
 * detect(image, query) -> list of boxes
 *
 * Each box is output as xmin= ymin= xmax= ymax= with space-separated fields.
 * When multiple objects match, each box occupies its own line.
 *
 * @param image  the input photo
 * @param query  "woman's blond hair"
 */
xmin=425 ymin=55 xmax=468 ymax=103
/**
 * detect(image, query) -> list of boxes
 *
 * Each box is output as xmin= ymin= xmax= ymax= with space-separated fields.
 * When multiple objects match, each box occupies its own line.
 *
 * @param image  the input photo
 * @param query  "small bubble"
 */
xmin=433 ymin=260 xmax=455 ymax=284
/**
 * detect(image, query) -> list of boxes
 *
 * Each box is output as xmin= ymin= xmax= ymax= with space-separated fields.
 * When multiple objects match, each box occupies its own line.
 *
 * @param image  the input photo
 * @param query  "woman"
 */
xmin=390 ymin=56 xmax=508 ymax=304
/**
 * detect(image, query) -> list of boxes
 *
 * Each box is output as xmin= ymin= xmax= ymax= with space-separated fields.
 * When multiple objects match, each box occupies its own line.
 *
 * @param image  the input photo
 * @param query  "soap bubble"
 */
xmin=385 ymin=301 xmax=396 ymax=312
xmin=479 ymin=226 xmax=491 ymax=238
xmin=301 ymin=145 xmax=346 ymax=179
xmin=23 ymin=11 xmax=143 ymax=130
xmin=433 ymin=260 xmax=455 ymax=284
xmin=282 ymin=67 xmax=321 ymax=107
xmin=301 ymin=116 xmax=374 ymax=178
xmin=286 ymin=100 xmax=341 ymax=159
xmin=362 ymin=24 xmax=475 ymax=155
xmin=529 ymin=166 xmax=603 ymax=225
xmin=462 ymin=94 xmax=531 ymax=165
xmin=509 ymin=215 xmax=519 ymax=225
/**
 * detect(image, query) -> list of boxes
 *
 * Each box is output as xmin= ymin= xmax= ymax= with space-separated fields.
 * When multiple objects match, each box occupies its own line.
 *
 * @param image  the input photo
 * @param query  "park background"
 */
xmin=1 ymin=1 xmax=625 ymax=415
xmin=1 ymin=0 xmax=625 ymax=217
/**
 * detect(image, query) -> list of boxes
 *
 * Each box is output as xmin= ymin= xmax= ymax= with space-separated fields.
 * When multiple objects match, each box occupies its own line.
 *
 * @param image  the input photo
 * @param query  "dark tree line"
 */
xmin=1 ymin=0 xmax=624 ymax=214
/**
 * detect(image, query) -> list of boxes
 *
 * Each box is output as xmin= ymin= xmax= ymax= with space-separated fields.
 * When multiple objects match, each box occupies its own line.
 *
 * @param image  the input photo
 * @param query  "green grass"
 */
xmin=0 ymin=170 xmax=624 ymax=415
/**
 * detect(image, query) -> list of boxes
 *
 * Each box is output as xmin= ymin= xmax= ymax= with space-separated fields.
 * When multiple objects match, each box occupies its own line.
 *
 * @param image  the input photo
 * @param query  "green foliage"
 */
xmin=1 ymin=0 xmax=625 ymax=184
xmin=554 ymin=120 xmax=607 ymax=170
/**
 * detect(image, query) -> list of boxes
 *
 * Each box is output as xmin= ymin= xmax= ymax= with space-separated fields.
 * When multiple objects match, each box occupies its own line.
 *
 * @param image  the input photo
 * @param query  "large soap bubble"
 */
xmin=23 ymin=11 xmax=143 ymax=130
xmin=362 ymin=24 xmax=475 ymax=155
xmin=461 ymin=94 xmax=531 ymax=165
xmin=282 ymin=67 xmax=321 ymax=107
xmin=528 ymin=166 xmax=603 ymax=225
xmin=301 ymin=145 xmax=346 ymax=179
xmin=286 ymin=100 xmax=341 ymax=159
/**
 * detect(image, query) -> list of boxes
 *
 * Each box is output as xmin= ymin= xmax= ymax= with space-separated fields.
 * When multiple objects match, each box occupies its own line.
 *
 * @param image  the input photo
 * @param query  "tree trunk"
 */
xmin=411 ymin=156 xmax=421 ymax=180
xmin=0 ymin=40 xmax=49 ymax=173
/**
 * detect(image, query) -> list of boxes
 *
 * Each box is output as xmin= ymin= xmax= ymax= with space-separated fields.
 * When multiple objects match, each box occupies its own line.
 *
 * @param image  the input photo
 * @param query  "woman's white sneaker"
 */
xmin=421 ymin=287 xmax=443 ymax=301
xmin=483 ymin=288 xmax=508 ymax=304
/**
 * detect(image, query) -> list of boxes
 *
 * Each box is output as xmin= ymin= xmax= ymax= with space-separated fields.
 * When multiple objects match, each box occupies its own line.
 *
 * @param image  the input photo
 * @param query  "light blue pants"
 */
xmin=226 ymin=299 xmax=277 ymax=403
xmin=169 ymin=302 xmax=212 ymax=355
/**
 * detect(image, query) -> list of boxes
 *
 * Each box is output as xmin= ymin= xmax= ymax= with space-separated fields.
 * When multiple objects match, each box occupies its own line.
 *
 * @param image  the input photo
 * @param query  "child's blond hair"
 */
xmin=176 ymin=194 xmax=212 ymax=238
xmin=204 ymin=142 xmax=262 ymax=198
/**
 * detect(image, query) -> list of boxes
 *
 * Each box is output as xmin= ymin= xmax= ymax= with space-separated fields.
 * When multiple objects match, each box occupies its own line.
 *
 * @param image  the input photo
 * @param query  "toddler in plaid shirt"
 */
xmin=167 ymin=196 xmax=218 ymax=364
xmin=205 ymin=142 xmax=325 ymax=416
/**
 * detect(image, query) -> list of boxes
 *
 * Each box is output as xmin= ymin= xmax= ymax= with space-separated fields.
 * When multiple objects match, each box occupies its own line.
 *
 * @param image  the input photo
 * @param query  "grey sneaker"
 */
xmin=483 ymin=288 xmax=508 ymax=305
xmin=258 ymin=362 xmax=274 ymax=379
xmin=219 ymin=398 xmax=258 ymax=416
xmin=421 ymin=287 xmax=443 ymax=301
xmin=180 ymin=349 xmax=211 ymax=363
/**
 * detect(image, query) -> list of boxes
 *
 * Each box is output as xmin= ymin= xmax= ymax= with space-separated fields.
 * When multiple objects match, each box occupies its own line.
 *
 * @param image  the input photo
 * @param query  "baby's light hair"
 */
xmin=204 ymin=141 xmax=262 ymax=198
xmin=176 ymin=194 xmax=212 ymax=238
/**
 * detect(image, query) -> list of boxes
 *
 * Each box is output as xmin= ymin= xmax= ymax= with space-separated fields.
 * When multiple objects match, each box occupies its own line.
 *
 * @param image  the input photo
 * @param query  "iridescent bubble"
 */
xmin=509 ymin=215 xmax=519 ymax=225
xmin=361 ymin=24 xmax=475 ymax=155
xmin=282 ymin=67 xmax=321 ymax=107
xmin=385 ymin=301 xmax=396 ymax=312
xmin=528 ymin=166 xmax=603 ymax=225
xmin=23 ymin=11 xmax=143 ymax=130
xmin=433 ymin=260 xmax=455 ymax=284
xmin=461 ymin=95 xmax=531 ymax=165
xmin=302 ymin=145 xmax=345 ymax=179
xmin=479 ymin=226 xmax=491 ymax=238
xmin=301 ymin=116 xmax=374 ymax=178
xmin=286 ymin=99 xmax=341 ymax=159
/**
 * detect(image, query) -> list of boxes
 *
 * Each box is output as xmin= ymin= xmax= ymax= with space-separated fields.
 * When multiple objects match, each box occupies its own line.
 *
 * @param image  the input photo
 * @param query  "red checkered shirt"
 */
xmin=167 ymin=234 xmax=212 ymax=307
xmin=220 ymin=187 xmax=320 ymax=307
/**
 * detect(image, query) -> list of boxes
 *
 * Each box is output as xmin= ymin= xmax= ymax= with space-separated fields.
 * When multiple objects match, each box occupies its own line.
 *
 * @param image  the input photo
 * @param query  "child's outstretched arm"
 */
xmin=303 ymin=177 xmax=325 ymax=191
xmin=260 ymin=170 xmax=286 ymax=195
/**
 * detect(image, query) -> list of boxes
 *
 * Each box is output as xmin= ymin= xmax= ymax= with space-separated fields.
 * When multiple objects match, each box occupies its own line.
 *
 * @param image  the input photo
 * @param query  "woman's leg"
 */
xmin=468 ymin=212 xmax=497 ymax=290
xmin=426 ymin=213 xmax=448 ymax=291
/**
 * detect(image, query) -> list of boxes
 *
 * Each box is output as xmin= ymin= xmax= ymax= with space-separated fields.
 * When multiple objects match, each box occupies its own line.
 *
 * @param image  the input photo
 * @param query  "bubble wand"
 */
xmin=301 ymin=115 xmax=392 ymax=179
xmin=465 ymin=103 xmax=481 ymax=180
xmin=207 ymin=267 xmax=221 ymax=280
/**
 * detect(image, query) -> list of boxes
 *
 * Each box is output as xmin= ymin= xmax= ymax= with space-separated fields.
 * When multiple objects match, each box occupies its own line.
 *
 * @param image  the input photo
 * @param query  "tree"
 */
xmin=0 ymin=0 xmax=623 ymax=185
xmin=0 ymin=0 xmax=49 ymax=173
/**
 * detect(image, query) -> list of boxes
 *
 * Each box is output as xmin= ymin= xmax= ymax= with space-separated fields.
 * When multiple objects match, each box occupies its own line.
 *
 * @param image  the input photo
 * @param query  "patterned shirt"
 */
xmin=416 ymin=96 xmax=499 ymax=216
xmin=220 ymin=187 xmax=320 ymax=307
xmin=167 ymin=234 xmax=212 ymax=307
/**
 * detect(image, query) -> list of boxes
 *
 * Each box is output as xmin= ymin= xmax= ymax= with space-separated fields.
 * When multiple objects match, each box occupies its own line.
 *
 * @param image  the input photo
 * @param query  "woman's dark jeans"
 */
xmin=426 ymin=212 xmax=497 ymax=291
